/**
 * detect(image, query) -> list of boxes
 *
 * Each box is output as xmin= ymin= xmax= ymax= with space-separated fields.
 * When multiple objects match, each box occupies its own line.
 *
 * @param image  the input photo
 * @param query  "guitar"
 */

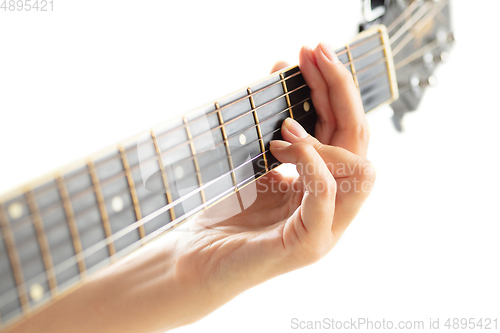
xmin=0 ymin=0 xmax=453 ymax=329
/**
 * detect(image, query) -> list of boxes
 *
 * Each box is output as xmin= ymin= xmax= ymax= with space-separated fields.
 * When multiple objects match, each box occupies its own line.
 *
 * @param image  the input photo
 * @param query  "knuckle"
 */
xmin=294 ymin=142 xmax=316 ymax=159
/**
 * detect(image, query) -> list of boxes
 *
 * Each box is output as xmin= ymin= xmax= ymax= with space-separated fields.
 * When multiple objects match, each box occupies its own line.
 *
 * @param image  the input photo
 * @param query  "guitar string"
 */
xmin=391 ymin=0 xmax=448 ymax=57
xmin=6 ymin=40 xmax=426 ymax=298
xmin=15 ymin=0 xmax=425 ymax=209
xmin=386 ymin=0 xmax=420 ymax=33
xmin=85 ymin=42 xmax=385 ymax=183
xmin=3 ymin=33 xmax=448 ymax=305
xmin=0 ymin=33 xmax=446 ymax=333
xmin=2 ymin=36 xmax=422 ymax=296
xmin=0 ymin=42 xmax=439 ymax=320
xmin=1 ymin=35 xmax=444 ymax=317
xmin=98 ymin=79 xmax=392 ymax=209
xmin=0 ymin=120 xmax=312 ymax=320
xmin=38 ymin=0 xmax=440 ymax=191
xmin=0 ymin=2 xmax=448 ymax=311
xmin=395 ymin=37 xmax=444 ymax=71
xmin=172 ymin=2 xmax=447 ymax=147
xmin=8 ymin=40 xmax=389 ymax=235
xmin=5 ymin=82 xmax=303 ymax=236
xmin=13 ymin=64 xmax=392 ymax=250
xmin=0 ymin=114 xmax=318 ymax=308
xmin=16 ymin=48 xmax=358 ymax=214
xmin=10 ymin=50 xmax=391 ymax=238
xmin=11 ymin=94 xmax=311 ymax=253
xmin=389 ymin=2 xmax=433 ymax=45
xmin=30 ymin=32 xmax=383 ymax=197
xmin=2 ymin=0 xmax=439 ymax=211
xmin=0 ymin=33 xmax=439 ymax=311
xmin=14 ymin=72 xmax=391 ymax=253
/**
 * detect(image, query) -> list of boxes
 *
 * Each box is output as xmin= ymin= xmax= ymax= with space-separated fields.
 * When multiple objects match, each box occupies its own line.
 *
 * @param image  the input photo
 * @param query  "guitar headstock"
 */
xmin=360 ymin=0 xmax=454 ymax=131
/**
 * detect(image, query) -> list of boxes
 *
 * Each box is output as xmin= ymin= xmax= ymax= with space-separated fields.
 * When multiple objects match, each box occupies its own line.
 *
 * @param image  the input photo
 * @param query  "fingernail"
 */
xmin=303 ymin=45 xmax=315 ymax=63
xmin=283 ymin=117 xmax=309 ymax=139
xmin=319 ymin=42 xmax=340 ymax=63
xmin=270 ymin=140 xmax=292 ymax=149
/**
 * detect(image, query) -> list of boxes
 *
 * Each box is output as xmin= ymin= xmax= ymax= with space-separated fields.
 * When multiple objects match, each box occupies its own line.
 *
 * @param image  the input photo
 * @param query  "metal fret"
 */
xmin=378 ymin=26 xmax=399 ymax=103
xmin=0 ymin=204 xmax=29 ymax=314
xmin=215 ymin=102 xmax=239 ymax=191
xmin=183 ymin=117 xmax=207 ymax=205
xmin=150 ymin=130 xmax=176 ymax=221
xmin=56 ymin=176 xmax=86 ymax=276
xmin=345 ymin=44 xmax=360 ymax=89
xmin=247 ymin=87 xmax=268 ymax=172
xmin=118 ymin=146 xmax=145 ymax=240
xmin=87 ymin=161 xmax=116 ymax=259
xmin=280 ymin=72 xmax=293 ymax=119
xmin=25 ymin=191 xmax=58 ymax=296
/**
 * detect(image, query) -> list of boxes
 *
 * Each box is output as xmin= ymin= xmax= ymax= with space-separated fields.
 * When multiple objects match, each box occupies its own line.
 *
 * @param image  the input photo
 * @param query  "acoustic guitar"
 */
xmin=0 ymin=0 xmax=454 ymax=329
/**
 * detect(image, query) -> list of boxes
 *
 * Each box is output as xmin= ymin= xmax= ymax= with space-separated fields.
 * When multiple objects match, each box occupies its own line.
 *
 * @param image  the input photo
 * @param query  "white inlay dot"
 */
xmin=239 ymin=133 xmax=247 ymax=145
xmin=111 ymin=196 xmax=124 ymax=213
xmin=303 ymin=101 xmax=310 ymax=112
xmin=175 ymin=166 xmax=184 ymax=179
xmin=29 ymin=283 xmax=44 ymax=302
xmin=8 ymin=202 xmax=23 ymax=220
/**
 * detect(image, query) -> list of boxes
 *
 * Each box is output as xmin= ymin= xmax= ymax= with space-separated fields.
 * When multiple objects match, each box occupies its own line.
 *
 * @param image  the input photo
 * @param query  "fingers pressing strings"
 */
xmin=299 ymin=43 xmax=369 ymax=158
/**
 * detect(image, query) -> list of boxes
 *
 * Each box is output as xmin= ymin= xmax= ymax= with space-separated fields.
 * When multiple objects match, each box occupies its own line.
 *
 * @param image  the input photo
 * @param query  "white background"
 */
xmin=0 ymin=1 xmax=499 ymax=332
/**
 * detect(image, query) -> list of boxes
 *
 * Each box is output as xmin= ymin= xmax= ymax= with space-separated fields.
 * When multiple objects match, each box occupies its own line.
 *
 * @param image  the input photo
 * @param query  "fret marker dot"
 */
xmin=239 ymin=134 xmax=246 ymax=145
xmin=175 ymin=166 xmax=184 ymax=179
xmin=8 ymin=202 xmax=23 ymax=220
xmin=303 ymin=101 xmax=310 ymax=112
xmin=111 ymin=196 xmax=124 ymax=213
xmin=29 ymin=283 xmax=44 ymax=302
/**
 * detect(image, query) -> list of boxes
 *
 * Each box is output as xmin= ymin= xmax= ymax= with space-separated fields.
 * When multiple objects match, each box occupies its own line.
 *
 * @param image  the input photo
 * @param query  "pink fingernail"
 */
xmin=283 ymin=117 xmax=308 ymax=139
xmin=319 ymin=42 xmax=340 ymax=64
xmin=270 ymin=140 xmax=292 ymax=149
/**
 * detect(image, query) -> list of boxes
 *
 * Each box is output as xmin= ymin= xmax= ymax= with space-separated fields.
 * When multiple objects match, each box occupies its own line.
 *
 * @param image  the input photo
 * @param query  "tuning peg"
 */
xmin=424 ymin=51 xmax=450 ymax=69
xmin=438 ymin=51 xmax=450 ymax=63
xmin=421 ymin=75 xmax=437 ymax=87
xmin=410 ymin=75 xmax=421 ymax=94
xmin=423 ymin=53 xmax=435 ymax=69
xmin=408 ymin=74 xmax=437 ymax=96
xmin=437 ymin=30 xmax=455 ymax=46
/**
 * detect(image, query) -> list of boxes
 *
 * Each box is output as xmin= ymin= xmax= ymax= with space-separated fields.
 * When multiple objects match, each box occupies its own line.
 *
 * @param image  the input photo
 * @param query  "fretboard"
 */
xmin=0 ymin=25 xmax=397 ymax=327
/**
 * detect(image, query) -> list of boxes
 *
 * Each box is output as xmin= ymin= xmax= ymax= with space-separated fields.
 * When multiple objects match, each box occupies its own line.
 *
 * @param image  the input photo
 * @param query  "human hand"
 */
xmin=170 ymin=43 xmax=376 ymax=327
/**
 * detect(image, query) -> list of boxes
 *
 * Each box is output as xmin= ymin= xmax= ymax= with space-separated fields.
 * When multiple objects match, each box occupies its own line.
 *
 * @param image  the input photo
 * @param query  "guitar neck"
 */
xmin=0 ymin=25 xmax=397 ymax=327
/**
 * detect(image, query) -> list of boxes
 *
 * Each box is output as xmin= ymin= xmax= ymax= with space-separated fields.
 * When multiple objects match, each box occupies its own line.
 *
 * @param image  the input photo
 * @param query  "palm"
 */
xmin=176 ymin=169 xmax=305 ymax=290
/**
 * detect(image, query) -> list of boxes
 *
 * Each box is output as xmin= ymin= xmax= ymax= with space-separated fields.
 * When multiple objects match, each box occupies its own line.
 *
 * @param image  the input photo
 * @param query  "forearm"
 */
xmin=9 ymin=240 xmax=194 ymax=333
xmin=7 ymin=224 xmax=281 ymax=333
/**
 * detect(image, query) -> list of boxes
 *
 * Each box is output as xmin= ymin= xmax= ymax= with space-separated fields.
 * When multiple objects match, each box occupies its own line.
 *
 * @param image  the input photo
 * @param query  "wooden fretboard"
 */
xmin=0 ymin=25 xmax=397 ymax=327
